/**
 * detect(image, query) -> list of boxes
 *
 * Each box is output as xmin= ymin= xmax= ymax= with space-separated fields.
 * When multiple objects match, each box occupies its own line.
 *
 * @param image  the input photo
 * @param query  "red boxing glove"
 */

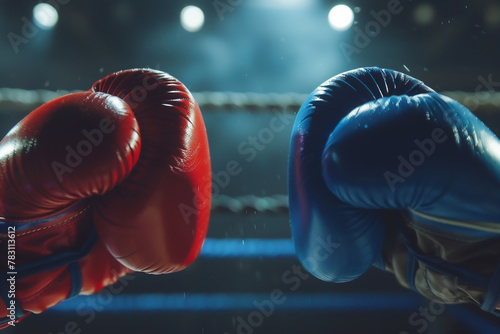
xmin=0 ymin=69 xmax=211 ymax=328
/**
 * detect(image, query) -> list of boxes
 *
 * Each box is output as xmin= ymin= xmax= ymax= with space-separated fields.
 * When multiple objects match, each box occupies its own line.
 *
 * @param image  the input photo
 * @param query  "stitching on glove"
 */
xmin=17 ymin=205 xmax=91 ymax=238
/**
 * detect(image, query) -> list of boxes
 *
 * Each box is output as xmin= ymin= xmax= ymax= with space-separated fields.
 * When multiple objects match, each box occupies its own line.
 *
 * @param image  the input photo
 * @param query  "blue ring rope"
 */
xmin=200 ymin=238 xmax=295 ymax=258
xmin=47 ymin=292 xmax=419 ymax=313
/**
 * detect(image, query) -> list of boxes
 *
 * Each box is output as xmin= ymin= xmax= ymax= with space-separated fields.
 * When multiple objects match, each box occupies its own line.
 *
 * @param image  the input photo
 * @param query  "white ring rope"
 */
xmin=1 ymin=88 xmax=499 ymax=112
xmin=211 ymin=194 xmax=289 ymax=214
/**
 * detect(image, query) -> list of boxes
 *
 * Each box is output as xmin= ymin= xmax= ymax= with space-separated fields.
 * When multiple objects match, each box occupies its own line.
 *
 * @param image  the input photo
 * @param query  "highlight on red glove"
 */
xmin=0 ymin=69 xmax=211 ymax=328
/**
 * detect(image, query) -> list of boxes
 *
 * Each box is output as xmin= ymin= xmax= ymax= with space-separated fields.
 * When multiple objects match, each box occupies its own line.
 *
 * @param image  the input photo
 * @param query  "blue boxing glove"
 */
xmin=288 ymin=67 xmax=500 ymax=313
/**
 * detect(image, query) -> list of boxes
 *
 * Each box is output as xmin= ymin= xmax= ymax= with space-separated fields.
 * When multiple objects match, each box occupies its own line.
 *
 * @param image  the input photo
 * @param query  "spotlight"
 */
xmin=180 ymin=6 xmax=205 ymax=33
xmin=328 ymin=4 xmax=354 ymax=31
xmin=33 ymin=3 xmax=58 ymax=29
xmin=413 ymin=4 xmax=435 ymax=25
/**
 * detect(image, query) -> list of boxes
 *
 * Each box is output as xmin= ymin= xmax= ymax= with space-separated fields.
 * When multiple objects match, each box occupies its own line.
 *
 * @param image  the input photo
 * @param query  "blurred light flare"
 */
xmin=484 ymin=4 xmax=500 ymax=28
xmin=413 ymin=4 xmax=436 ymax=25
xmin=33 ymin=3 xmax=59 ymax=29
xmin=180 ymin=6 xmax=205 ymax=33
xmin=328 ymin=5 xmax=354 ymax=31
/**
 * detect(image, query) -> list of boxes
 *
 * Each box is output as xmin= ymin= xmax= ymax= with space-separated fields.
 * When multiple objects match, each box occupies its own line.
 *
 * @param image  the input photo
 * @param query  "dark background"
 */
xmin=1 ymin=0 xmax=500 ymax=333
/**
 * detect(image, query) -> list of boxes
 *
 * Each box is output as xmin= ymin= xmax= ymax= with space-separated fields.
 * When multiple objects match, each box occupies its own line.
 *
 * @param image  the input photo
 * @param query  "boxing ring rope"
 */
xmin=200 ymin=238 xmax=294 ymax=258
xmin=49 ymin=292 xmax=420 ymax=313
xmin=1 ymin=87 xmax=500 ymax=112
xmin=211 ymin=194 xmax=289 ymax=214
xmin=44 ymin=293 xmax=496 ymax=334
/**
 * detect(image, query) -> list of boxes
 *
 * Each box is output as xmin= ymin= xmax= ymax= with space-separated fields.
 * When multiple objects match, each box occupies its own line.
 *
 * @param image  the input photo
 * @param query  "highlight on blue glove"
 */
xmin=288 ymin=67 xmax=500 ymax=314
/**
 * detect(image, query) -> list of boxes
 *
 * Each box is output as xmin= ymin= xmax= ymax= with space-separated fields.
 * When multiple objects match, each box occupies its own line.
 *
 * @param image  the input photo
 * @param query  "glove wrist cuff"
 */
xmin=409 ymin=208 xmax=500 ymax=235
xmin=0 ymin=200 xmax=91 ymax=233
